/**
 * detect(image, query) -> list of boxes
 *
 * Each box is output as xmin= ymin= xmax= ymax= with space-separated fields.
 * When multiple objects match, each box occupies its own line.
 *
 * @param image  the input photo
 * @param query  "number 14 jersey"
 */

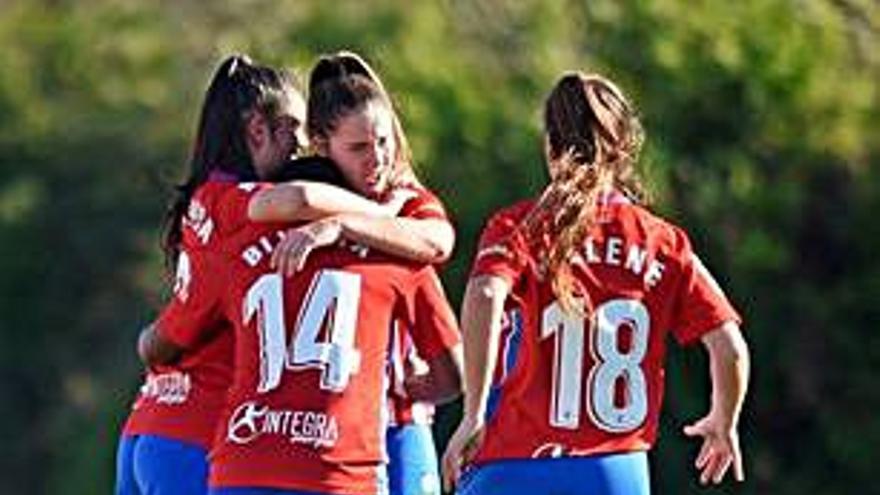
xmin=155 ymin=180 xmax=460 ymax=494
xmin=470 ymin=197 xmax=742 ymax=463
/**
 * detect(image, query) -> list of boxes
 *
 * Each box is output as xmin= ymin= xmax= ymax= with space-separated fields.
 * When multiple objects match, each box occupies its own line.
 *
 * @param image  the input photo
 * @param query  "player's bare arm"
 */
xmin=337 ymin=214 xmax=454 ymax=263
xmin=684 ymin=320 xmax=750 ymax=485
xmin=137 ymin=322 xmax=184 ymax=367
xmin=252 ymin=182 xmax=452 ymax=269
xmin=459 ymin=275 xmax=510 ymax=420
xmin=441 ymin=274 xmax=510 ymax=491
xmin=247 ymin=181 xmax=392 ymax=222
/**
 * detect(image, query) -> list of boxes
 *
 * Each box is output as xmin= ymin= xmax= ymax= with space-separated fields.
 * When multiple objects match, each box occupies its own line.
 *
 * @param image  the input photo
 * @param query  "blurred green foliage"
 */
xmin=0 ymin=0 xmax=877 ymax=493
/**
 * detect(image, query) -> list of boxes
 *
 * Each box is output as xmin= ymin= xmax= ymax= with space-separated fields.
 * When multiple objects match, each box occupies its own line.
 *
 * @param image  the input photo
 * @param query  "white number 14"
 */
xmin=541 ymin=298 xmax=649 ymax=432
xmin=244 ymin=270 xmax=362 ymax=394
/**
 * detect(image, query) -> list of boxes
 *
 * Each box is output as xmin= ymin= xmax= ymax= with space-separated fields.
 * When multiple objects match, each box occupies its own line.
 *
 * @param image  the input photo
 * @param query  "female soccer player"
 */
xmin=249 ymin=50 xmax=455 ymax=268
xmin=249 ymin=51 xmax=460 ymax=495
xmin=135 ymin=51 xmax=461 ymax=495
xmin=122 ymin=52 xmax=458 ymax=495
xmin=117 ymin=54 xmax=308 ymax=495
xmin=139 ymin=51 xmax=462 ymax=495
xmin=442 ymin=72 xmax=750 ymax=495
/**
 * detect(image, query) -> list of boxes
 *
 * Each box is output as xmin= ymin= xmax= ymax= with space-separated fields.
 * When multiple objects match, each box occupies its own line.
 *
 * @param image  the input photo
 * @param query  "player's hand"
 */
xmin=683 ymin=413 xmax=745 ymax=485
xmin=401 ymin=374 xmax=429 ymax=401
xmin=441 ymin=416 xmax=485 ymax=492
xmin=271 ymin=218 xmax=342 ymax=276
xmin=400 ymin=354 xmax=431 ymax=399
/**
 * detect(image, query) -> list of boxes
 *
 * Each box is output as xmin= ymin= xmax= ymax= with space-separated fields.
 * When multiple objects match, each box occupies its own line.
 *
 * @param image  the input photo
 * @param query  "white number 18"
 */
xmin=541 ymin=298 xmax=649 ymax=432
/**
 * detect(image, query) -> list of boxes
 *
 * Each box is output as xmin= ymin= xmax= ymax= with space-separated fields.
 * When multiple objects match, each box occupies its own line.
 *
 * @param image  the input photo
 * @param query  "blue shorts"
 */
xmin=209 ymin=489 xmax=346 ymax=495
xmin=457 ymin=451 xmax=650 ymax=495
xmin=115 ymin=434 xmax=209 ymax=495
xmin=386 ymin=424 xmax=441 ymax=495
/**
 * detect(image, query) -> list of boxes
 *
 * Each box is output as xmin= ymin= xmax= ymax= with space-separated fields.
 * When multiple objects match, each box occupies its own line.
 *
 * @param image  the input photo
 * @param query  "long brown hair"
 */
xmin=524 ymin=72 xmax=647 ymax=312
xmin=307 ymin=50 xmax=416 ymax=190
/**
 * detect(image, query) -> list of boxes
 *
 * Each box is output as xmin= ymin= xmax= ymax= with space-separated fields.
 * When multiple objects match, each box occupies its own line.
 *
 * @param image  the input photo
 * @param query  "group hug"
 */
xmin=116 ymin=50 xmax=750 ymax=495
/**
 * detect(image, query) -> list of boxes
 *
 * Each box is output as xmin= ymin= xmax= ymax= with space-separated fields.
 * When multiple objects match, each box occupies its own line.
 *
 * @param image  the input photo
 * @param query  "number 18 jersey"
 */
xmin=470 ymin=197 xmax=742 ymax=463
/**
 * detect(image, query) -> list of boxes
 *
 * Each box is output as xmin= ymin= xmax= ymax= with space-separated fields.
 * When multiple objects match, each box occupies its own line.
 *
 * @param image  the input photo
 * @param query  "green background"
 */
xmin=1 ymin=1 xmax=878 ymax=493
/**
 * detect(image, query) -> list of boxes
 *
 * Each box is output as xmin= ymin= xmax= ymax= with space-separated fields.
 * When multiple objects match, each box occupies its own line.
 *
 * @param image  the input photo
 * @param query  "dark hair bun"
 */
xmin=308 ymin=51 xmax=376 ymax=92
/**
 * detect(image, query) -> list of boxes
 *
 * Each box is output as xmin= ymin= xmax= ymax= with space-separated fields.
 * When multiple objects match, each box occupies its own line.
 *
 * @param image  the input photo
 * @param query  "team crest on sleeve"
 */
xmin=173 ymin=251 xmax=192 ymax=302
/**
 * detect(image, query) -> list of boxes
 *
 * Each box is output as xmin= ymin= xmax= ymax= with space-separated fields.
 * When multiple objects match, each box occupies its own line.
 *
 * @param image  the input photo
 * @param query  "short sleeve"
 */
xmin=398 ymin=187 xmax=449 ymax=222
xmin=669 ymin=234 xmax=743 ymax=345
xmin=404 ymin=267 xmax=461 ymax=360
xmin=212 ymin=182 xmax=274 ymax=236
xmin=469 ymin=204 xmax=532 ymax=287
xmin=154 ymin=247 xmax=226 ymax=349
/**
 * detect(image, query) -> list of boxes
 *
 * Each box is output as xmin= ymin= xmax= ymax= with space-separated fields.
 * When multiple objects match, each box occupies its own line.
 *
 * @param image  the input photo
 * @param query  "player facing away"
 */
xmin=442 ymin=72 xmax=750 ymax=495
xmin=145 ymin=175 xmax=462 ymax=495
xmin=117 ymin=54 xmax=308 ymax=495
xmin=248 ymin=51 xmax=460 ymax=495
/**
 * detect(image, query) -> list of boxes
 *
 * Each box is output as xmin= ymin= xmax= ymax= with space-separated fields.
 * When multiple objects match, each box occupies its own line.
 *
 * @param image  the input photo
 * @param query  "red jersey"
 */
xmin=396 ymin=185 xmax=449 ymax=223
xmin=123 ymin=187 xmax=236 ymax=448
xmin=156 ymin=180 xmax=460 ymax=494
xmin=386 ymin=322 xmax=438 ymax=426
xmin=386 ymin=185 xmax=456 ymax=425
xmin=470 ymin=197 xmax=742 ymax=462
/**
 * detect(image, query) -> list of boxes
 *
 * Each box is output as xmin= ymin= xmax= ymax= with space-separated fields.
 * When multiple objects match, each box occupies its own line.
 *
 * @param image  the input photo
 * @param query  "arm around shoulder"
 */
xmin=247 ymin=182 xmax=388 ymax=222
xmin=337 ymin=214 xmax=455 ymax=264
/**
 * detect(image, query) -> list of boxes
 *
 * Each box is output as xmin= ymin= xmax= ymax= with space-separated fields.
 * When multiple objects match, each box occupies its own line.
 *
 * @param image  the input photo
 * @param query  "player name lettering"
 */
xmin=241 ymin=230 xmax=287 ymax=268
xmin=580 ymin=236 xmax=666 ymax=288
xmin=182 ymin=199 xmax=214 ymax=245
xmin=140 ymin=371 xmax=191 ymax=404
xmin=227 ymin=400 xmax=339 ymax=448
